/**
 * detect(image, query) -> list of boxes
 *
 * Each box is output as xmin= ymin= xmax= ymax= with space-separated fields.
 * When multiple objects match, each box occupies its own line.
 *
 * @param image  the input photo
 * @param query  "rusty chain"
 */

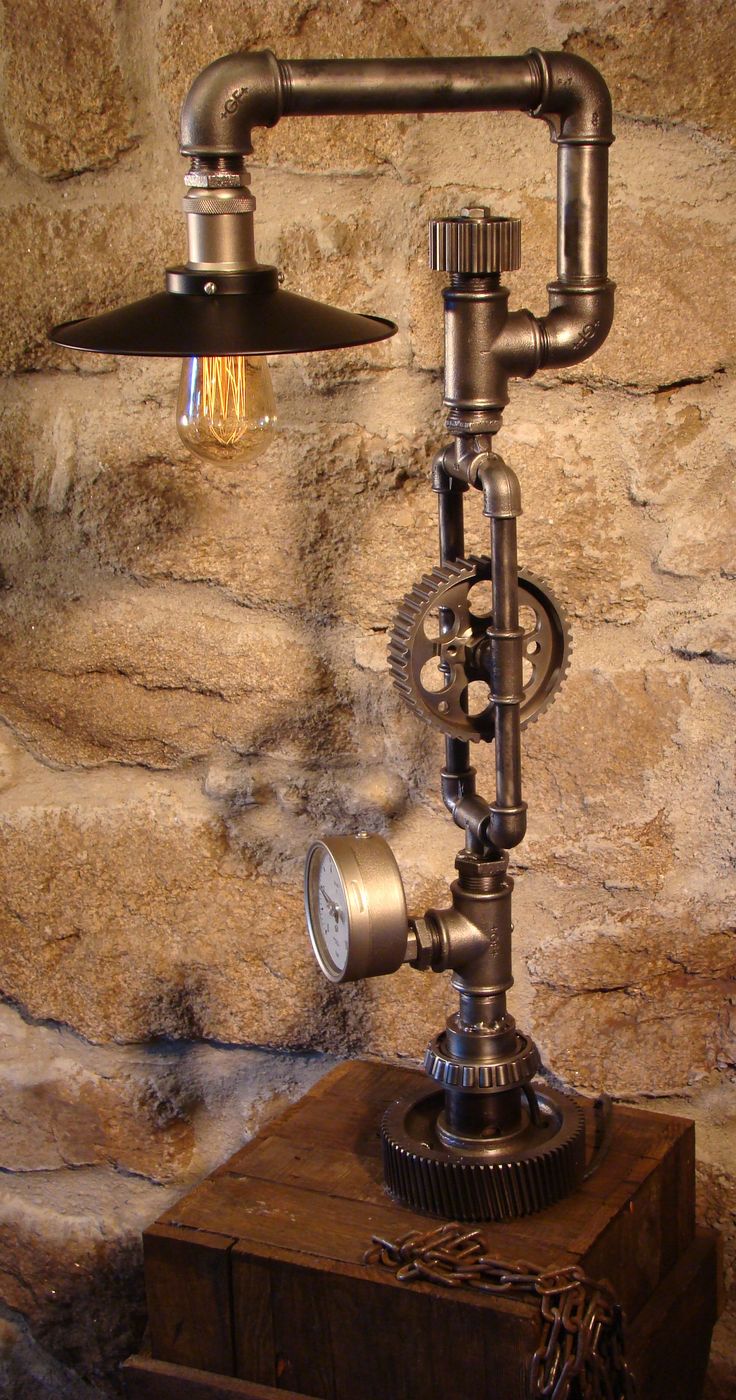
xmin=363 ymin=1223 xmax=637 ymax=1400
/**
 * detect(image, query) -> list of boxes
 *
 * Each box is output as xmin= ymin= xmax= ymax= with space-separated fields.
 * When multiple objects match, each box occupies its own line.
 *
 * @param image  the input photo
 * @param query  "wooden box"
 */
xmin=124 ymin=1060 xmax=721 ymax=1400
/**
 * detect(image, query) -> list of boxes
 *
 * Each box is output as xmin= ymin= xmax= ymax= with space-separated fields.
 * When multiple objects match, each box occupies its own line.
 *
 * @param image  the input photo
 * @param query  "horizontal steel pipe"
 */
xmin=180 ymin=48 xmax=614 ymax=376
xmin=278 ymin=56 xmax=539 ymax=115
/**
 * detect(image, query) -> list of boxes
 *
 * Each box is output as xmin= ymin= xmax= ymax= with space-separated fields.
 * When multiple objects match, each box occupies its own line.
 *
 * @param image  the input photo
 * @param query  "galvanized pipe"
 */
xmin=487 ymin=515 xmax=527 ymax=849
xmin=278 ymin=56 xmax=540 ymax=116
xmin=434 ymin=455 xmax=492 ymax=854
xmin=180 ymin=48 xmax=614 ymax=372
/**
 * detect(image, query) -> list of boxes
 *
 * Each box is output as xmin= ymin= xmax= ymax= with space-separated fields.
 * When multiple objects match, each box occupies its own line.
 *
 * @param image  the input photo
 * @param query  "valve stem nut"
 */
xmin=409 ymin=917 xmax=440 ymax=971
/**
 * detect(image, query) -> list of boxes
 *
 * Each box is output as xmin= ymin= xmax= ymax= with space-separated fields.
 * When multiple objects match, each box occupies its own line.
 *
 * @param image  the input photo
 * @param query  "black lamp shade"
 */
xmin=49 ymin=266 xmax=397 ymax=358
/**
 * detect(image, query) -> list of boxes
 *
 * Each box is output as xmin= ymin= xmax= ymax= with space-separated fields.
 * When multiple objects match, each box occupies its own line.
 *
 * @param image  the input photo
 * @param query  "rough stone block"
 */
xmin=0 ymin=0 xmax=136 ymax=178
xmin=0 ymin=201 xmax=182 ymax=374
xmin=563 ymin=0 xmax=736 ymax=144
xmin=0 ymin=575 xmax=320 ymax=767
xmin=0 ymin=759 xmax=451 ymax=1050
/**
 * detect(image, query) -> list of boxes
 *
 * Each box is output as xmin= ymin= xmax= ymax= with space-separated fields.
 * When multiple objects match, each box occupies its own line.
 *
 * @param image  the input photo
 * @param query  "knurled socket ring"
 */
xmin=429 ymin=211 xmax=521 ymax=275
xmin=183 ymin=190 xmax=256 ymax=215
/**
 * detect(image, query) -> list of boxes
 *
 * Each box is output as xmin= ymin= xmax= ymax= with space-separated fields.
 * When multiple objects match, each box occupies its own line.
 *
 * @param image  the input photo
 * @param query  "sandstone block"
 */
xmin=0 ymin=576 xmax=319 ymax=767
xmin=0 ymin=764 xmax=451 ymax=1050
xmin=526 ymin=905 xmax=735 ymax=1095
xmin=656 ymin=460 xmax=736 ymax=578
xmin=0 ymin=201 xmax=182 ymax=374
xmin=624 ymin=374 xmax=736 ymax=578
xmin=563 ymin=0 xmax=736 ymax=144
xmin=523 ymin=667 xmax=688 ymax=827
xmin=0 ymin=1315 xmax=106 ymax=1400
xmin=0 ymin=0 xmax=135 ymax=177
xmin=0 ymin=999 xmax=329 ymax=1188
xmin=671 ymin=613 xmax=736 ymax=666
xmin=0 ymin=1164 xmax=162 ymax=1387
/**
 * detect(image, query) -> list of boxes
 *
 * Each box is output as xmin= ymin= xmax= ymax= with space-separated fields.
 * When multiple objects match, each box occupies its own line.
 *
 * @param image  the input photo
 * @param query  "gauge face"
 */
xmin=304 ymin=834 xmax=409 ymax=986
xmin=307 ymin=845 xmax=350 ymax=980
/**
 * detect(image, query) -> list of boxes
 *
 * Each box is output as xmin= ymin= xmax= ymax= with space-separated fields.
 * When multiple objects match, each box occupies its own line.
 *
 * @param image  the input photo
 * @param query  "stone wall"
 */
xmin=0 ymin=0 xmax=733 ymax=1394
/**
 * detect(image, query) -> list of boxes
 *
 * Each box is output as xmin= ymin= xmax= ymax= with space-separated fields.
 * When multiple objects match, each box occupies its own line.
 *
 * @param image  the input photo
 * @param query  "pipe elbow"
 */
xmin=488 ymin=803 xmax=527 ymax=849
xmin=476 ymin=455 xmax=522 ymax=519
xmin=530 ymin=50 xmax=613 ymax=145
xmin=538 ymin=280 xmax=615 ymax=369
xmin=180 ymin=50 xmax=284 ymax=156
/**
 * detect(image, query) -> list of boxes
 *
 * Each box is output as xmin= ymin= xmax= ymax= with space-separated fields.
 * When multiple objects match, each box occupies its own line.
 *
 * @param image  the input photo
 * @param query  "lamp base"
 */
xmin=133 ymin=1060 xmax=718 ymax=1400
xmin=381 ymin=1081 xmax=585 ymax=1221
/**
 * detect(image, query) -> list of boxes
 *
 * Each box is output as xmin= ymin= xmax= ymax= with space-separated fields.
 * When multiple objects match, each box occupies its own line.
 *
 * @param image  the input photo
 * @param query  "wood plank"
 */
xmin=627 ymin=1228 xmax=719 ymax=1400
xmin=232 ymin=1255 xmax=275 ymax=1388
xmin=221 ymin=1060 xmax=396 ymax=1172
xmin=143 ymin=1058 xmax=707 ymax=1391
xmin=268 ymin=1262 xmax=337 ymax=1399
xmin=221 ymin=1135 xmax=385 ymax=1205
xmin=160 ymin=1172 xmax=580 ymax=1282
xmin=126 ymin=1229 xmax=719 ymax=1400
xmin=122 ymin=1354 xmax=316 ymax=1400
xmin=231 ymin=1250 xmax=534 ymax=1400
xmin=144 ymin=1224 xmax=237 ymax=1375
xmin=231 ymin=1239 xmax=534 ymax=1324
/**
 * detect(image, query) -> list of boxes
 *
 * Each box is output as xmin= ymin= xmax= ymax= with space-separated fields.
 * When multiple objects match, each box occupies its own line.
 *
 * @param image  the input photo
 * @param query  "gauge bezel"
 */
xmin=305 ymin=834 xmax=408 ymax=985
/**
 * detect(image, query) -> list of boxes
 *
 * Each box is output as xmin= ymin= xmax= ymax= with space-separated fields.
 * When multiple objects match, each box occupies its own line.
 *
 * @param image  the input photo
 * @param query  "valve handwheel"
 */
xmin=388 ymin=555 xmax=571 ymax=742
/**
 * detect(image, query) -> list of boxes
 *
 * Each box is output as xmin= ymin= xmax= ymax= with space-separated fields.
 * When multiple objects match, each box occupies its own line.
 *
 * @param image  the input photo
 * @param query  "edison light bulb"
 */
xmin=177 ymin=354 xmax=277 ymax=466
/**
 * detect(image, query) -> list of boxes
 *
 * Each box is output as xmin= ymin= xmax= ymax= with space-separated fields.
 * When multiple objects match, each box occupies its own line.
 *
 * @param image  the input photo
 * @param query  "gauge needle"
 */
xmin=323 ymin=892 xmax=341 ymax=921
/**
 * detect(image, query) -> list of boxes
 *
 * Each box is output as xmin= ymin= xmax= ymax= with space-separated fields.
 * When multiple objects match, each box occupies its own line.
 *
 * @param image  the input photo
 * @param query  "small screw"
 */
xmin=277 ymin=271 xmax=285 ymax=285
xmin=461 ymin=205 xmax=492 ymax=220
xmin=203 ymin=280 xmax=217 ymax=296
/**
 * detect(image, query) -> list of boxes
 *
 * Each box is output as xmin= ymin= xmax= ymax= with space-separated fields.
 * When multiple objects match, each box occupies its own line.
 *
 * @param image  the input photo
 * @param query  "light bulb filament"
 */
xmin=202 ymin=356 xmax=249 ymax=446
xmin=177 ymin=353 xmax=277 ymax=466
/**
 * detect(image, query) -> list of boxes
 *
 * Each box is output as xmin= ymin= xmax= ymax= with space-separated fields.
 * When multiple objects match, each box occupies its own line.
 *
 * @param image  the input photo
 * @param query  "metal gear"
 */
xmin=388 ymin=555 xmax=571 ymax=743
xmin=382 ymin=1083 xmax=586 ymax=1221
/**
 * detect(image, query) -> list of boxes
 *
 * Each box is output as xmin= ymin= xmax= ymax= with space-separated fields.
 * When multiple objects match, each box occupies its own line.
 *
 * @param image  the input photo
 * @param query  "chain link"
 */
xmin=363 ymin=1223 xmax=638 ymax=1400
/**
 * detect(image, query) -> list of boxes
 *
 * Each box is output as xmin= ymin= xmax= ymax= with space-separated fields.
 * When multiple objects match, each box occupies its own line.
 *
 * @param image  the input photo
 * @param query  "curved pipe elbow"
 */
xmin=180 ymin=50 xmax=283 ymax=156
xmin=488 ymin=804 xmax=527 ymax=849
xmin=538 ymin=281 xmax=615 ymax=369
xmin=532 ymin=51 xmax=613 ymax=145
xmin=476 ymin=455 xmax=522 ymax=519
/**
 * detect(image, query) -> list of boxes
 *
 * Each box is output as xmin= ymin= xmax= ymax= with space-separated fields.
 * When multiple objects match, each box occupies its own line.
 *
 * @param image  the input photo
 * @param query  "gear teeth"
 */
xmin=387 ymin=555 xmax=572 ymax=740
xmin=517 ymin=566 xmax=573 ymax=730
xmin=381 ymin=1086 xmax=586 ymax=1222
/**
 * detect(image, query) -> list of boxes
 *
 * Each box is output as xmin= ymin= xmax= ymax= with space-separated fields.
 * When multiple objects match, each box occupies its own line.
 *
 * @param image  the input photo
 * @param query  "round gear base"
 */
xmin=381 ymin=1083 xmax=585 ymax=1221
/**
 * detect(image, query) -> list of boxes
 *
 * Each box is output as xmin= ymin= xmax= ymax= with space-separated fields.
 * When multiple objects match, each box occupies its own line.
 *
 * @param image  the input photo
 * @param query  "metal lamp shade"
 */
xmin=49 ymin=267 xmax=397 ymax=358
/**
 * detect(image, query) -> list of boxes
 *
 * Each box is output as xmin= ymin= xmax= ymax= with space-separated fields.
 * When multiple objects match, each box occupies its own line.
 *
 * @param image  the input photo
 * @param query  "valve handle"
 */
xmin=429 ymin=207 xmax=521 ymax=275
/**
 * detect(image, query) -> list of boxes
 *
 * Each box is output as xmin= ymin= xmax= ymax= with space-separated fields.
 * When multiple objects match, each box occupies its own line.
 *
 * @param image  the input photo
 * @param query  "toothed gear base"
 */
xmin=381 ymin=1084 xmax=585 ymax=1221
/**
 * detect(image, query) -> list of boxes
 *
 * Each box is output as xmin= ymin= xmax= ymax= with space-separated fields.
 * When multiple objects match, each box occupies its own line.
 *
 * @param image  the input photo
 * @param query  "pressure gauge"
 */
xmin=305 ymin=834 xmax=409 ymax=984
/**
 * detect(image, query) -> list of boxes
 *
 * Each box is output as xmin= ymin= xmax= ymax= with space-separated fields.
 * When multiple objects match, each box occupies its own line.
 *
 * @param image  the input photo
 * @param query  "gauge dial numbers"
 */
xmin=305 ymin=835 xmax=409 ymax=984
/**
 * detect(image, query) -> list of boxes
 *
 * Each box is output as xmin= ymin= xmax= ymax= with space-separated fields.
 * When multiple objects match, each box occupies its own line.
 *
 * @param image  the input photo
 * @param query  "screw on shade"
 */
xmin=49 ymin=266 xmax=397 ymax=358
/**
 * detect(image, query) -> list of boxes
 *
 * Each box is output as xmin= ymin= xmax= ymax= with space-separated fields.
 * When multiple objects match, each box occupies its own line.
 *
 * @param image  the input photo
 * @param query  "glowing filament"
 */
xmin=177 ymin=354 xmax=277 ymax=466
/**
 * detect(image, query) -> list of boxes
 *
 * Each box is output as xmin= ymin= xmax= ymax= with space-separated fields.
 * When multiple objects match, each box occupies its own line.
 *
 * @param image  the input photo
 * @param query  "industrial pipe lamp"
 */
xmin=51 ymin=47 xmax=615 ymax=1221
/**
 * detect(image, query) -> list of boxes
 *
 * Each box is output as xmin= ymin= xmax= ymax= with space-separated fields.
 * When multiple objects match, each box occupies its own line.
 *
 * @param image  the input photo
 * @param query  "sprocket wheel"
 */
xmin=388 ymin=554 xmax=571 ymax=743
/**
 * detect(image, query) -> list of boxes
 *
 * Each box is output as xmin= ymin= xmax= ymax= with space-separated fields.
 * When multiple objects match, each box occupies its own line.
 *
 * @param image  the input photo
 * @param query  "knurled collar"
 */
xmin=429 ymin=211 xmax=521 ymax=275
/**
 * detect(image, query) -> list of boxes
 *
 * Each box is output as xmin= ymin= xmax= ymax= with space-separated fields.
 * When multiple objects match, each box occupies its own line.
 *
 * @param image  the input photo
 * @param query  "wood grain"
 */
xmin=140 ymin=1058 xmax=711 ymax=1398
